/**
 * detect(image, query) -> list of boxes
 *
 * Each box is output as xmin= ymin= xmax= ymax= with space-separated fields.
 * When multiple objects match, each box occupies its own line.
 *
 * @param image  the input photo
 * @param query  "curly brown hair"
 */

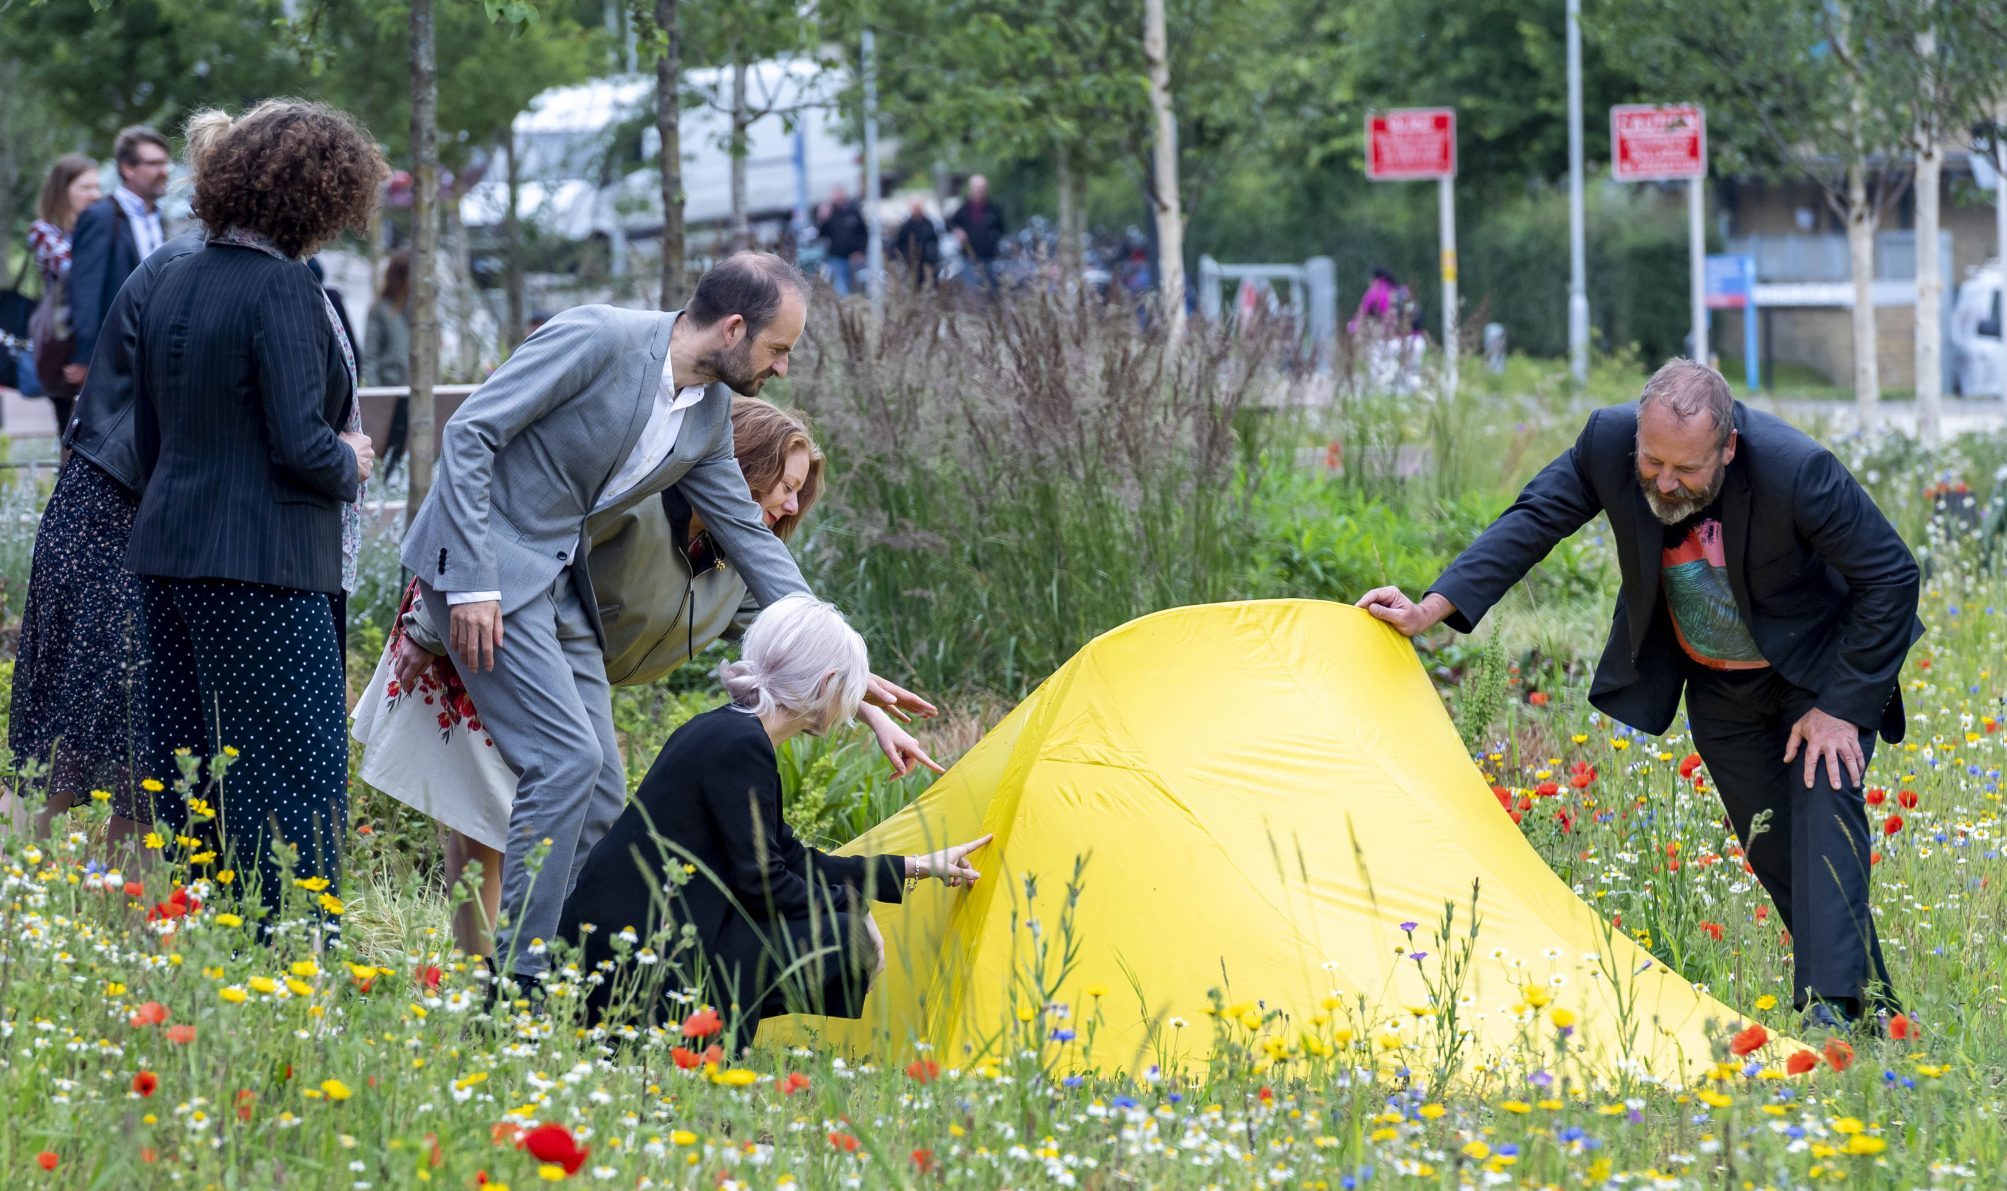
xmin=193 ymin=99 xmax=387 ymax=259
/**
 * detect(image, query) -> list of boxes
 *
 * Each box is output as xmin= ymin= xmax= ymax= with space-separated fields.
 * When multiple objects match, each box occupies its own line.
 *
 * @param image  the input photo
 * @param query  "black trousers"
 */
xmin=1685 ymin=665 xmax=1897 ymax=1011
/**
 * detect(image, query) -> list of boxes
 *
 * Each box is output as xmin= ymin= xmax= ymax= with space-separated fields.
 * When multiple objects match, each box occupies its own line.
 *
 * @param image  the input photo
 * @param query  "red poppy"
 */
xmin=681 ymin=1008 xmax=723 ymax=1038
xmin=1534 ymin=781 xmax=1561 ymax=799
xmin=777 ymin=1072 xmax=811 ymax=1096
xmin=1554 ymin=809 xmax=1574 ymax=834
xmin=1509 ymin=810 xmax=1524 ymax=825
xmin=1754 ymin=905 xmax=1769 ymax=923
xmin=1491 ymin=785 xmax=1512 ymax=810
xmin=417 ymin=966 xmax=443 ymax=991
xmin=133 ymin=1070 xmax=158 ymax=1097
xmin=1729 ymin=1022 xmax=1769 ymax=1056
xmin=518 ymin=1122 xmax=589 ymax=1175
xmin=911 ymin=1148 xmax=936 ymax=1173
xmin=1865 ymin=787 xmax=1887 ymax=807
xmin=140 ymin=1147 xmax=157 ymax=1164
xmin=147 ymin=886 xmax=203 ymax=923
xmin=1515 ymin=794 xmax=1533 ymax=812
xmin=1887 ymin=1014 xmax=1915 ymax=1041
xmin=1569 ymin=772 xmax=1595 ymax=789
xmin=828 ymin=1131 xmax=860 ymax=1153
xmin=1897 ymin=789 xmax=1918 ymax=809
xmin=1822 ymin=1038 xmax=1855 ymax=1071
xmin=906 ymin=1058 xmax=941 ymax=1084
xmin=1883 ymin=814 xmax=1904 ymax=836
xmin=1528 ymin=691 xmax=1550 ymax=707
xmin=670 ymin=1044 xmax=723 ymax=1070
xmin=1570 ymin=761 xmax=1597 ymax=780
xmin=129 ymin=1001 xmax=169 ymax=1028
xmin=1871 ymin=850 xmax=1883 ymax=866
xmin=236 ymin=1090 xmax=255 ymax=1122
xmin=36 ymin=1152 xmax=57 ymax=1172
xmin=122 ymin=881 xmax=144 ymax=898
xmin=166 ymin=1024 xmax=196 ymax=1045
xmin=1699 ymin=922 xmax=1724 ymax=942
xmin=1784 ymin=1050 xmax=1819 ymax=1075
xmin=1679 ymin=753 xmax=1704 ymax=779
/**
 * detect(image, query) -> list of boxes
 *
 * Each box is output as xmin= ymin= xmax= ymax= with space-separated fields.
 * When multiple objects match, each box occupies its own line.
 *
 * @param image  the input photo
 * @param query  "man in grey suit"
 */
xmin=400 ymin=252 xmax=930 ymax=981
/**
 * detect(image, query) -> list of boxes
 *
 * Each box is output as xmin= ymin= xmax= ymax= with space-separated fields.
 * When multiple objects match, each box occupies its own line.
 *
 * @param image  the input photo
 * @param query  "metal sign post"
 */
xmin=1366 ymin=107 xmax=1458 ymax=393
xmin=1612 ymin=104 xmax=1709 ymax=365
xmin=1705 ymin=253 xmax=1759 ymax=393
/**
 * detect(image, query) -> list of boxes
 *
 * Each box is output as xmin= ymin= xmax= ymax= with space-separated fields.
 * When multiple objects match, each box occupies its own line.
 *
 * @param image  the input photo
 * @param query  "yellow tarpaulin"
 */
xmin=764 ymin=600 xmax=1787 ymax=1085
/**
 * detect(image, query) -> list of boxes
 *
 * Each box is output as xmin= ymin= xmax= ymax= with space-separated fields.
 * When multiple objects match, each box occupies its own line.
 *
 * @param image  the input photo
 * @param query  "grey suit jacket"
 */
xmin=400 ymin=304 xmax=809 ymax=642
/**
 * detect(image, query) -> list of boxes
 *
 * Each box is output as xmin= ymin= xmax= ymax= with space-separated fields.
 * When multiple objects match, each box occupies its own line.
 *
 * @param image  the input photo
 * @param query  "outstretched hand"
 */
xmin=1783 ymin=708 xmax=1866 ymax=791
xmin=860 ymin=704 xmax=946 ymax=778
xmin=914 ymin=833 xmax=994 ymax=889
xmin=865 ymin=672 xmax=937 ymax=722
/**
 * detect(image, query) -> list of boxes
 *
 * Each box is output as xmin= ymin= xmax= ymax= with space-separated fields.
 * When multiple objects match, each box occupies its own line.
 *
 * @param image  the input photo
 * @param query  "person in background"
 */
xmin=366 ymin=249 xmax=412 ymax=476
xmin=3 ymin=111 xmax=233 ymax=848
xmin=891 ymin=199 xmax=940 ymax=289
xmin=557 ymin=594 xmax=988 ymax=1037
xmin=127 ymin=100 xmax=385 ymax=928
xmin=946 ymin=174 xmax=1006 ymax=294
xmin=24 ymin=154 xmax=101 ymax=430
xmin=66 ymin=126 xmax=171 ymax=390
xmin=815 ymin=185 xmax=869 ymax=297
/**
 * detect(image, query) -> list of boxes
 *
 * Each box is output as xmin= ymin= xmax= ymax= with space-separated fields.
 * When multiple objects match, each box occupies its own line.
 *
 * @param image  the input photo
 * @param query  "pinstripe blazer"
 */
xmin=126 ymin=242 xmax=359 ymax=595
xmin=400 ymin=304 xmax=809 ymax=644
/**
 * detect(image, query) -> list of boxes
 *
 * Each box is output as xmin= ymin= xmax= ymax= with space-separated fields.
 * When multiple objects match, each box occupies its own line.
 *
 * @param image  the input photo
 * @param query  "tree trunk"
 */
xmin=1913 ymin=22 xmax=1942 ymax=447
xmin=445 ymin=195 xmax=478 ymax=379
xmin=1143 ymin=0 xmax=1185 ymax=345
xmin=729 ymin=54 xmax=751 ymax=252
xmin=1846 ymin=160 xmax=1881 ymax=423
xmin=1055 ymin=143 xmax=1081 ymax=283
xmin=655 ymin=0 xmax=685 ymax=308
xmin=503 ymin=134 xmax=524 ymax=351
xmin=407 ymin=0 xmax=441 ymax=526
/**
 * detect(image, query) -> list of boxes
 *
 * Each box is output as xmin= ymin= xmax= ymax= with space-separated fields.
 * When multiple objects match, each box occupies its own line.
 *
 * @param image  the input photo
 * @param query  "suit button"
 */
xmin=556 ymin=552 xmax=568 ymax=561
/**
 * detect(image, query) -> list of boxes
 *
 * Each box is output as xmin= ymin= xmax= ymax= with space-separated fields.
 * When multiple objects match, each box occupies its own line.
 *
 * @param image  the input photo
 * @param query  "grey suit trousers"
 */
xmin=417 ymin=574 xmax=626 ymax=976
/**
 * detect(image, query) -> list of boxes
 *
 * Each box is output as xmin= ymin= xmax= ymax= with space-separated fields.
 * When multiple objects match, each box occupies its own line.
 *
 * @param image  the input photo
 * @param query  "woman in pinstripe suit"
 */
xmin=126 ymin=101 xmax=386 ymax=931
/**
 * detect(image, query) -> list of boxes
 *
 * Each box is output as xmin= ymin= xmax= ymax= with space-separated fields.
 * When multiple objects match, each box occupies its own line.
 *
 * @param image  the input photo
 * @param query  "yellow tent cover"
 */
xmin=765 ymin=600 xmax=1789 ymax=1086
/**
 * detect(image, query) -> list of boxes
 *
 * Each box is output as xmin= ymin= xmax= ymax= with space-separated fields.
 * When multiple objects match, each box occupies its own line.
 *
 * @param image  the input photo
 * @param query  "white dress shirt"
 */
xmin=113 ymin=185 xmax=165 ymax=260
xmin=447 ymin=363 xmax=705 ymax=606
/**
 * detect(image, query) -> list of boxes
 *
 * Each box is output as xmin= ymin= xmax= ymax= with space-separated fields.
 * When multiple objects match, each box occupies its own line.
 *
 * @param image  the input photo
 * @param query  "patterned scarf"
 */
xmin=208 ymin=227 xmax=364 ymax=593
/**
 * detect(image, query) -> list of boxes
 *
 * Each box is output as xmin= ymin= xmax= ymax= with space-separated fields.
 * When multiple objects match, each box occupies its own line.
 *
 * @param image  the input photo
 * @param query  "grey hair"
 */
xmin=1638 ymin=358 xmax=1734 ymax=445
xmin=717 ymin=594 xmax=869 ymax=734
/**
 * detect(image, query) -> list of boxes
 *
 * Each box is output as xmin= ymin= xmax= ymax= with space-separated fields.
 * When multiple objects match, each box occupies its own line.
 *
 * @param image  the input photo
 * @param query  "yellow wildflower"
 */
xmin=321 ymin=1078 xmax=352 ymax=1102
xmin=249 ymin=976 xmax=279 ymax=995
xmin=219 ymin=986 xmax=248 ymax=1004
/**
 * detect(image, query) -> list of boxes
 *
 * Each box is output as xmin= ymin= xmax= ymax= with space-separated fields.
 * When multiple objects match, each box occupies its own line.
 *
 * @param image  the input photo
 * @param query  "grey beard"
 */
xmin=1641 ymin=471 xmax=1724 ymax=525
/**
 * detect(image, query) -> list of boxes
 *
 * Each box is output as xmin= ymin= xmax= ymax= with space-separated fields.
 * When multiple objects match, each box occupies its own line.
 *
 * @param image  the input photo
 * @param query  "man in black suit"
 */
xmin=1358 ymin=359 xmax=1922 ymax=1030
xmin=67 ymin=126 xmax=172 ymax=390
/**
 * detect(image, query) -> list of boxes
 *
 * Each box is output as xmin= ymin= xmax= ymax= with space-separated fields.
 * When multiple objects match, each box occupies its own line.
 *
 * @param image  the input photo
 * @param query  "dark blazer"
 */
xmin=66 ymin=195 xmax=143 ymax=366
xmin=1430 ymin=402 xmax=1923 ymax=742
xmin=559 ymin=705 xmax=906 ymax=1025
xmin=126 ymin=242 xmax=359 ymax=595
xmin=63 ymin=230 xmax=204 ymax=491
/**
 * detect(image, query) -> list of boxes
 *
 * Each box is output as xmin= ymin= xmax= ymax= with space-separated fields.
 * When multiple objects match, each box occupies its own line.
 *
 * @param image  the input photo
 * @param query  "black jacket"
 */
xmin=66 ymin=195 xmax=144 ymax=366
xmin=559 ymin=705 xmax=906 ymax=1025
xmin=1430 ymin=402 xmax=1923 ymax=741
xmin=63 ymin=230 xmax=204 ymax=491
xmin=126 ymin=242 xmax=359 ymax=594
xmin=817 ymin=200 xmax=869 ymax=258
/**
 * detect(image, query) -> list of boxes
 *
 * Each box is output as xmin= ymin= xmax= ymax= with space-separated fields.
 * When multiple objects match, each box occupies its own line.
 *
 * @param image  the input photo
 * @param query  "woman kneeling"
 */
xmin=558 ymin=595 xmax=988 ymax=1033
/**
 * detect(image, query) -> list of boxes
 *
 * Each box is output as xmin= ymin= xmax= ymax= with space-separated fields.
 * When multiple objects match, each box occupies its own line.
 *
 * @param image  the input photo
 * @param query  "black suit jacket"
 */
xmin=67 ymin=195 xmax=143 ymax=366
xmin=63 ymin=230 xmax=204 ymax=491
xmin=1430 ymin=402 xmax=1923 ymax=741
xmin=559 ymin=706 xmax=906 ymax=1025
xmin=126 ymin=242 xmax=359 ymax=595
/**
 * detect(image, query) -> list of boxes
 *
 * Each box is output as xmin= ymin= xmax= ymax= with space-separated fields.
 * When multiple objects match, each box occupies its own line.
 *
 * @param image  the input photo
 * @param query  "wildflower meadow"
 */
xmin=3 ymin=388 xmax=2006 ymax=1189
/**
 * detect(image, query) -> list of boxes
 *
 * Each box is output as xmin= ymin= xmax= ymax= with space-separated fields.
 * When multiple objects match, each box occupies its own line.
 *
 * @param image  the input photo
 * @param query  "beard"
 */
xmin=1640 ymin=463 xmax=1726 ymax=526
xmin=700 ymin=338 xmax=772 ymax=396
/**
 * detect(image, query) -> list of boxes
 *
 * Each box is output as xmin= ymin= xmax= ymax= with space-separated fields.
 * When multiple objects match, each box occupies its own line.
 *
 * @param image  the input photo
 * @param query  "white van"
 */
xmin=1950 ymin=260 xmax=2003 ymax=398
xmin=460 ymin=59 xmax=862 ymax=249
